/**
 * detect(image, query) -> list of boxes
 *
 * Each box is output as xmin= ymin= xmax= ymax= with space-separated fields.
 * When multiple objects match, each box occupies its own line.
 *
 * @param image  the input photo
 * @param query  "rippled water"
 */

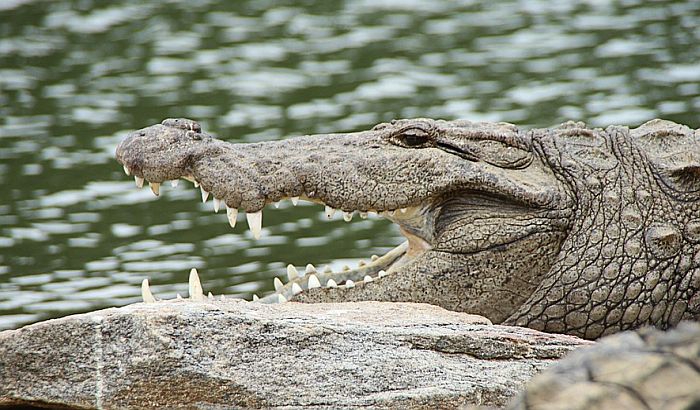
xmin=1 ymin=0 xmax=699 ymax=329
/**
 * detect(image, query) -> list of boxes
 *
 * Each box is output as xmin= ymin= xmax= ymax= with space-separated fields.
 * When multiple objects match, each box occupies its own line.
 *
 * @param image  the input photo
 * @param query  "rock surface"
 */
xmin=509 ymin=322 xmax=700 ymax=410
xmin=0 ymin=300 xmax=590 ymax=409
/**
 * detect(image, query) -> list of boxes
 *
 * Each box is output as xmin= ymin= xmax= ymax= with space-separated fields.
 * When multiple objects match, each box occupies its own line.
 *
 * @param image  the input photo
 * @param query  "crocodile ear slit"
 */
xmin=666 ymin=164 xmax=700 ymax=191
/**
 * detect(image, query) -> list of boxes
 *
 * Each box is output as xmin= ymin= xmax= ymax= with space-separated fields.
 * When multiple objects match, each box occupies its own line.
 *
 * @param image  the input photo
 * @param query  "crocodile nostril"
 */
xmin=161 ymin=118 xmax=202 ymax=133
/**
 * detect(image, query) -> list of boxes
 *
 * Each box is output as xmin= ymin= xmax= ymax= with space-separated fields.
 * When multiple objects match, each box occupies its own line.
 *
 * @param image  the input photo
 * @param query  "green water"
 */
xmin=1 ymin=0 xmax=698 ymax=329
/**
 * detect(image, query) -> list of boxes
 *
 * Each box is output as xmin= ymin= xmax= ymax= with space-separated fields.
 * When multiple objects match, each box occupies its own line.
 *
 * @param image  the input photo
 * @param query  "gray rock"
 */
xmin=0 ymin=300 xmax=590 ymax=409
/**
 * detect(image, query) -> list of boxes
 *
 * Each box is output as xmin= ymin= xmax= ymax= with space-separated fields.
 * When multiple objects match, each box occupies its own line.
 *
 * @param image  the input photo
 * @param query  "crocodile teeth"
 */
xmin=308 ymin=274 xmax=321 ymax=289
xmin=208 ymin=292 xmax=214 ymax=300
xmin=378 ymin=270 xmax=387 ymax=278
xmin=342 ymin=265 xmax=351 ymax=271
xmin=325 ymin=206 xmax=336 ymax=219
xmin=150 ymin=182 xmax=160 ymax=196
xmin=323 ymin=265 xmax=333 ymax=273
xmin=200 ymin=187 xmax=209 ymax=202
xmin=278 ymin=294 xmax=288 ymax=303
xmin=400 ymin=208 xmax=408 ymax=213
xmin=345 ymin=279 xmax=355 ymax=288
xmin=327 ymin=279 xmax=337 ymax=288
xmin=246 ymin=211 xmax=263 ymax=239
xmin=273 ymin=277 xmax=284 ymax=291
xmin=358 ymin=260 xmax=366 ymax=267
xmin=134 ymin=176 xmax=144 ymax=188
xmin=273 ymin=202 xmax=280 ymax=208
xmin=176 ymin=293 xmax=183 ymax=300
xmin=123 ymin=165 xmax=130 ymax=176
xmin=388 ymin=210 xmax=396 ymax=216
xmin=252 ymin=294 xmax=259 ymax=301
xmin=291 ymin=196 xmax=299 ymax=206
xmin=292 ymin=283 xmax=303 ymax=295
xmin=170 ymin=179 xmax=179 ymax=188
xmin=226 ymin=206 xmax=238 ymax=228
xmin=287 ymin=264 xmax=299 ymax=281
xmin=359 ymin=212 xmax=368 ymax=219
xmin=220 ymin=294 xmax=225 ymax=301
xmin=343 ymin=211 xmax=353 ymax=222
xmin=141 ymin=279 xmax=156 ymax=303
xmin=371 ymin=255 xmax=379 ymax=261
xmin=363 ymin=275 xmax=373 ymax=283
xmin=305 ymin=264 xmax=316 ymax=274
xmin=213 ymin=198 xmax=221 ymax=213
xmin=189 ymin=268 xmax=204 ymax=301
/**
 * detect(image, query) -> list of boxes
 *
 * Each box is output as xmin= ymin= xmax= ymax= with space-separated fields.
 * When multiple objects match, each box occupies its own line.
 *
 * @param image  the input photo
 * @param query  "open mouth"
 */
xmin=121 ymin=164 xmax=433 ymax=303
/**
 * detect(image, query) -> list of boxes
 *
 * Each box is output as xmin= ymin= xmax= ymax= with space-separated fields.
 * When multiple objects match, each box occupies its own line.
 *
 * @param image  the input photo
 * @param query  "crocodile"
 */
xmin=115 ymin=117 xmax=700 ymax=340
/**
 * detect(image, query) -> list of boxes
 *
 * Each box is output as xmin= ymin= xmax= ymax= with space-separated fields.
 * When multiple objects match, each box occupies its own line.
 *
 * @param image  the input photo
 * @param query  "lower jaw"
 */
xmin=259 ymin=240 xmax=422 ymax=303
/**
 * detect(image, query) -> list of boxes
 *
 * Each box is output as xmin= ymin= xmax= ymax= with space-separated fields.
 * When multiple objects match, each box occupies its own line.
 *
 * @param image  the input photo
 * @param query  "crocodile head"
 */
xmin=116 ymin=117 xmax=700 ymax=339
xmin=116 ymin=117 xmax=573 ymax=324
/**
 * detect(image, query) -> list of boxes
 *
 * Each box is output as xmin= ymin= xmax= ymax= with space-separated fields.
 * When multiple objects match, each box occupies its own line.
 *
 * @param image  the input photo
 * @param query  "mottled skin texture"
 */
xmin=116 ymin=118 xmax=700 ymax=340
xmin=508 ymin=322 xmax=700 ymax=410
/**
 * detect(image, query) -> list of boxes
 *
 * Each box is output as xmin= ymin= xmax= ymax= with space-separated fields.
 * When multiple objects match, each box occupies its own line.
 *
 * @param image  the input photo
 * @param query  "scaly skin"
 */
xmin=116 ymin=118 xmax=700 ymax=339
xmin=508 ymin=322 xmax=700 ymax=410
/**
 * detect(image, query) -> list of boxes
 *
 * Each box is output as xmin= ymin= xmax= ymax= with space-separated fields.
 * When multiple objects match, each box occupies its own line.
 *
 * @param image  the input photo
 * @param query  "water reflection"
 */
xmin=1 ymin=0 xmax=698 ymax=329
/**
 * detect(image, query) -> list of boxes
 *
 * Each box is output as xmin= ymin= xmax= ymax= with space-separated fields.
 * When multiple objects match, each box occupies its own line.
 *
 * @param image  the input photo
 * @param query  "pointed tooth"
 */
xmin=189 ymin=268 xmax=204 ymax=301
xmin=358 ymin=260 xmax=366 ymax=267
xmin=134 ymin=176 xmax=144 ymax=188
xmin=208 ymin=291 xmax=214 ymax=300
xmin=343 ymin=211 xmax=353 ymax=222
xmin=226 ymin=206 xmax=238 ymax=228
xmin=345 ymin=279 xmax=355 ymax=288
xmin=400 ymin=208 xmax=408 ymax=213
xmin=363 ymin=275 xmax=373 ymax=283
xmin=183 ymin=175 xmax=195 ymax=183
xmin=176 ymin=293 xmax=183 ymax=300
xmin=141 ymin=279 xmax=156 ymax=303
xmin=170 ymin=179 xmax=179 ymax=188
xmin=292 ymin=283 xmax=303 ymax=295
xmin=305 ymin=264 xmax=316 ymax=274
xmin=200 ymin=187 xmax=209 ymax=202
xmin=194 ymin=180 xmax=199 ymax=188
xmin=323 ymin=265 xmax=333 ymax=273
xmin=278 ymin=294 xmax=288 ymax=303
xmin=388 ymin=210 xmax=396 ymax=216
xmin=213 ymin=198 xmax=221 ymax=213
xmin=273 ymin=277 xmax=284 ymax=291
xmin=359 ymin=212 xmax=368 ymax=219
xmin=287 ymin=264 xmax=299 ymax=281
xmin=273 ymin=201 xmax=280 ymax=208
xmin=308 ymin=274 xmax=321 ymax=289
xmin=371 ymin=255 xmax=379 ymax=261
xmin=291 ymin=196 xmax=299 ymax=206
xmin=342 ymin=265 xmax=350 ymax=271
xmin=150 ymin=182 xmax=160 ymax=196
xmin=252 ymin=294 xmax=259 ymax=302
xmin=123 ymin=165 xmax=130 ymax=176
xmin=246 ymin=211 xmax=263 ymax=239
xmin=378 ymin=270 xmax=387 ymax=277
xmin=325 ymin=206 xmax=336 ymax=219
xmin=220 ymin=294 xmax=226 ymax=300
xmin=327 ymin=279 xmax=337 ymax=288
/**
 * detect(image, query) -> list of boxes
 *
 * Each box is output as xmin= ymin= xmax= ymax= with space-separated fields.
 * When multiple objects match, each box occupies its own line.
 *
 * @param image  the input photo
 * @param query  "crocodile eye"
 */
xmin=392 ymin=127 xmax=432 ymax=148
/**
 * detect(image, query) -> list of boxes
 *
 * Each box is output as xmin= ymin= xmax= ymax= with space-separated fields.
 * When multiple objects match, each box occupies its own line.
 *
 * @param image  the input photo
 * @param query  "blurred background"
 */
xmin=1 ymin=0 xmax=698 ymax=330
